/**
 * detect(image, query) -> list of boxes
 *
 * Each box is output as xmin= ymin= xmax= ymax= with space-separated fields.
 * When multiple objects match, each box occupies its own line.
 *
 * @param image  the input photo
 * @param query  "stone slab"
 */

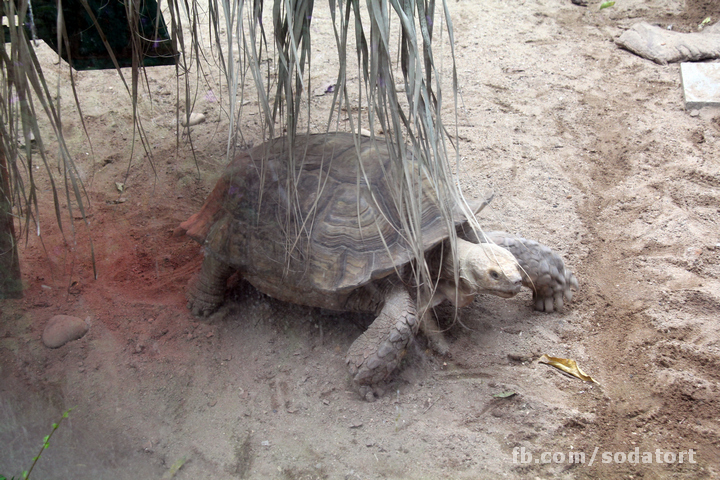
xmin=680 ymin=62 xmax=720 ymax=110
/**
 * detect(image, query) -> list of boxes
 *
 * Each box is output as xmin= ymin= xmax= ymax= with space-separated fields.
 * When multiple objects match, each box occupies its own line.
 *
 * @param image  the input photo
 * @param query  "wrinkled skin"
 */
xmin=346 ymin=239 xmax=523 ymax=401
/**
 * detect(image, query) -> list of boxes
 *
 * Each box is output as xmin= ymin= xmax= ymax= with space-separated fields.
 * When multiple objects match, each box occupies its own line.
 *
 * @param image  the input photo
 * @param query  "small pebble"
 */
xmin=181 ymin=112 xmax=206 ymax=127
xmin=507 ymin=353 xmax=532 ymax=363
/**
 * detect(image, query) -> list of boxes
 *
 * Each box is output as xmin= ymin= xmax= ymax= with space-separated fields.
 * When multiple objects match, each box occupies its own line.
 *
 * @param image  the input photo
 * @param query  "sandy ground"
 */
xmin=2 ymin=0 xmax=720 ymax=478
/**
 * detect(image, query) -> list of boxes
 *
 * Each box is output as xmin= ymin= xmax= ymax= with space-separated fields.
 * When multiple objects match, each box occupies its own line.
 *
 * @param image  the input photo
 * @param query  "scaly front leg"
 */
xmin=485 ymin=232 xmax=578 ymax=312
xmin=345 ymin=285 xmax=418 ymax=401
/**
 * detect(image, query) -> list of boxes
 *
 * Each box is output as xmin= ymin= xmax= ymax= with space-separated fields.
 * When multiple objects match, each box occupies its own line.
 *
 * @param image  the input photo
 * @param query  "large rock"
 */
xmin=42 ymin=315 xmax=90 ymax=348
xmin=617 ymin=22 xmax=720 ymax=65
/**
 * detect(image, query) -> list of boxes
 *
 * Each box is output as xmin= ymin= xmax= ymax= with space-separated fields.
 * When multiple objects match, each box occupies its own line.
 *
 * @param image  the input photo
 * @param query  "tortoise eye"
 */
xmin=490 ymin=270 xmax=500 ymax=280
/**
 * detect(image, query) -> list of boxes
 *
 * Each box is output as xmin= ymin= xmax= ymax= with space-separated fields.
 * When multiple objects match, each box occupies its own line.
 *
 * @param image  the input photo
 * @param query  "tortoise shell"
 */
xmin=180 ymin=132 xmax=477 ymax=309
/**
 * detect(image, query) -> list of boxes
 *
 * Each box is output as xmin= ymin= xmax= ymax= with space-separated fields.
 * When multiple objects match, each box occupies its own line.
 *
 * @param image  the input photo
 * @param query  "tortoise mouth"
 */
xmin=492 ymin=287 xmax=521 ymax=298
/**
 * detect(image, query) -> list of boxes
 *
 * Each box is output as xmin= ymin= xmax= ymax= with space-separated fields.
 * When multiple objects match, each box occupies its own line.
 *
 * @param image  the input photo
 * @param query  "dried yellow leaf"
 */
xmin=539 ymin=354 xmax=599 ymax=384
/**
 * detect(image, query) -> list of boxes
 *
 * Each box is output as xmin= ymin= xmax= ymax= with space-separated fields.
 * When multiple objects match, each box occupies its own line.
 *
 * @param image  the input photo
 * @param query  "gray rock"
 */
xmin=42 ymin=315 xmax=90 ymax=348
xmin=617 ymin=22 xmax=720 ymax=65
xmin=180 ymin=112 xmax=206 ymax=127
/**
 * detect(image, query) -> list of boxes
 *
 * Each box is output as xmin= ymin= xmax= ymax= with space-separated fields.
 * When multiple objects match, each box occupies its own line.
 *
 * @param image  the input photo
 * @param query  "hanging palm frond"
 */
xmin=250 ymin=0 xmax=475 ymax=299
xmin=0 ymin=0 xmax=98 ymax=296
xmin=0 ymin=0 xmax=478 ymax=299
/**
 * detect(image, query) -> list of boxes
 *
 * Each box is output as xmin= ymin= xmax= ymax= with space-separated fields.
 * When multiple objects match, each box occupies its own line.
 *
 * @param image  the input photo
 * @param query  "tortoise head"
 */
xmin=454 ymin=239 xmax=523 ymax=298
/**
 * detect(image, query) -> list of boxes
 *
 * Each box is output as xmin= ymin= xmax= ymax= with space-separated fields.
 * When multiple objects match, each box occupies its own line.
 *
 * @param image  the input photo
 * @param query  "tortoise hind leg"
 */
xmin=345 ymin=286 xmax=418 ymax=401
xmin=187 ymin=251 xmax=234 ymax=317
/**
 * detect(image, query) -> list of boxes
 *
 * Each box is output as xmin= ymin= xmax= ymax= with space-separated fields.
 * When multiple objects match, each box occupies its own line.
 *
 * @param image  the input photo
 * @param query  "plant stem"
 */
xmin=24 ymin=409 xmax=73 ymax=479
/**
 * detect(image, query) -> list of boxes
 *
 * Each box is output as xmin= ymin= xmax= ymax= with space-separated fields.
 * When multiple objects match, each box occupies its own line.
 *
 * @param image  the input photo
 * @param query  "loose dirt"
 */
xmin=2 ymin=0 xmax=719 ymax=478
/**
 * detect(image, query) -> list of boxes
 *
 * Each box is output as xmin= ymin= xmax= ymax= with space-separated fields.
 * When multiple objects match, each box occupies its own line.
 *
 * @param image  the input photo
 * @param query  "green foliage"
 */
xmin=161 ymin=456 xmax=187 ymax=479
xmin=0 ymin=408 xmax=74 ymax=480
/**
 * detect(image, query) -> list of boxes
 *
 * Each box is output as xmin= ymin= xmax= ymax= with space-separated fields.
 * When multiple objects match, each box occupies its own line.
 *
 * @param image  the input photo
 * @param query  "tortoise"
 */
xmin=177 ymin=132 xmax=578 ymax=400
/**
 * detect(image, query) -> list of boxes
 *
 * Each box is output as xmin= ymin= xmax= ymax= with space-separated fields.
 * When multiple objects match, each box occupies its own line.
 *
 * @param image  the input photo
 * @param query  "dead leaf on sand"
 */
xmin=539 ymin=354 xmax=599 ymax=384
